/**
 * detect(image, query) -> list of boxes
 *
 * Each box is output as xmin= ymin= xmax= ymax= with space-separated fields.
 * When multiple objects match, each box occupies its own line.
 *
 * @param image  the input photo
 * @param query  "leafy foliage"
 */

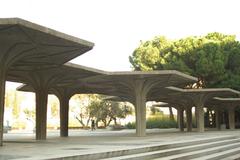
xmin=89 ymin=99 xmax=133 ymax=127
xmin=130 ymin=32 xmax=240 ymax=90
xmin=125 ymin=115 xmax=177 ymax=129
xmin=73 ymin=94 xmax=133 ymax=128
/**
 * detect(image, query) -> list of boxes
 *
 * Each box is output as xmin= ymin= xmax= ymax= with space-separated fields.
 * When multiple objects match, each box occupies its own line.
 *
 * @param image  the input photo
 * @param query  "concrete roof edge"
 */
xmin=214 ymin=97 xmax=240 ymax=101
xmin=108 ymin=70 xmax=177 ymax=75
xmin=106 ymin=70 xmax=197 ymax=80
xmin=167 ymin=86 xmax=240 ymax=94
xmin=166 ymin=86 xmax=184 ymax=92
xmin=64 ymin=62 xmax=108 ymax=75
xmin=172 ymin=70 xmax=198 ymax=81
xmin=153 ymin=103 xmax=170 ymax=107
xmin=16 ymin=84 xmax=30 ymax=92
xmin=0 ymin=18 xmax=94 ymax=47
xmin=103 ymin=96 xmax=120 ymax=100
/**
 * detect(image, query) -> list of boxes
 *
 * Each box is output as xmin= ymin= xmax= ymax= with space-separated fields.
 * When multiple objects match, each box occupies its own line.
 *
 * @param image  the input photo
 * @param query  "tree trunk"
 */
xmin=113 ymin=117 xmax=117 ymax=125
xmin=86 ymin=118 xmax=90 ymax=127
xmin=107 ymin=118 xmax=112 ymax=126
xmin=96 ymin=119 xmax=99 ymax=128
xmin=102 ymin=119 xmax=107 ymax=128
xmin=169 ymin=107 xmax=174 ymax=121
xmin=75 ymin=116 xmax=85 ymax=127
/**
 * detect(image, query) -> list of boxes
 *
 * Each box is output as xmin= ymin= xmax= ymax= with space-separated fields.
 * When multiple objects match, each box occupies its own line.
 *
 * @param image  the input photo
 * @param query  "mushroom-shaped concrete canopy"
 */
xmin=61 ymin=70 xmax=197 ymax=136
xmin=71 ymin=70 xmax=197 ymax=103
xmin=165 ymin=86 xmax=240 ymax=132
xmin=147 ymin=87 xmax=191 ymax=108
xmin=16 ymin=62 xmax=106 ymax=138
xmin=166 ymin=87 xmax=240 ymax=106
xmin=206 ymin=97 xmax=240 ymax=109
xmin=16 ymin=62 xmax=106 ymax=98
xmin=152 ymin=102 xmax=170 ymax=108
xmin=103 ymin=96 xmax=128 ymax=102
xmin=18 ymin=69 xmax=197 ymax=137
xmin=0 ymin=18 xmax=94 ymax=145
xmin=0 ymin=18 xmax=94 ymax=70
xmin=206 ymin=97 xmax=240 ymax=130
xmin=18 ymin=70 xmax=197 ymax=105
xmin=9 ymin=62 xmax=106 ymax=86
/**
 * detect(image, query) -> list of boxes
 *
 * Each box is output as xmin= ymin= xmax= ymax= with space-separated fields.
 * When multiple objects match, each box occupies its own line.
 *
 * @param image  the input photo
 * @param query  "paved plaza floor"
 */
xmin=1 ymin=128 xmax=240 ymax=160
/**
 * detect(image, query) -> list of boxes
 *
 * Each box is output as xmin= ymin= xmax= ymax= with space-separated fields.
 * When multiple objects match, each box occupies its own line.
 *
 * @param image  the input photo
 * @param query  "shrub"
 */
xmin=125 ymin=115 xmax=177 ymax=129
xmin=125 ymin=122 xmax=136 ymax=129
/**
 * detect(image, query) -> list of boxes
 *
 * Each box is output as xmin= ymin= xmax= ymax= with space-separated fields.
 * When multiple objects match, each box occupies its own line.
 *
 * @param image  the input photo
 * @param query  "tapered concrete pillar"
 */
xmin=60 ymin=95 xmax=70 ymax=137
xmin=54 ymin=88 xmax=72 ymax=137
xmin=0 ymin=70 xmax=6 ymax=146
xmin=195 ymin=107 xmax=198 ymax=128
xmin=134 ymin=80 xmax=147 ymax=137
xmin=177 ymin=107 xmax=184 ymax=132
xmin=186 ymin=107 xmax=192 ymax=132
xmin=215 ymin=109 xmax=221 ymax=130
xmin=196 ymin=104 xmax=204 ymax=132
xmin=228 ymin=108 xmax=235 ymax=130
xmin=35 ymin=87 xmax=48 ymax=140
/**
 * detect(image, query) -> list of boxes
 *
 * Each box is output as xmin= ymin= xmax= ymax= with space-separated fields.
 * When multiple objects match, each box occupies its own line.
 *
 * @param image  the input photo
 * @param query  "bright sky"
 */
xmin=1 ymin=0 xmax=240 ymax=72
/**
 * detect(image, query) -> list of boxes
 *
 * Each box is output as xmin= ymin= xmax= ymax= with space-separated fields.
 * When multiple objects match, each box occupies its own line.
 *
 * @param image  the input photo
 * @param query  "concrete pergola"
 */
xmin=14 ymin=63 xmax=105 ymax=139
xmin=4 ymin=18 xmax=239 ymax=152
xmin=18 ymin=70 xmax=197 ymax=137
xmin=159 ymin=87 xmax=240 ymax=132
xmin=89 ymin=85 xmax=240 ymax=133
xmin=0 ymin=18 xmax=94 ymax=145
xmin=205 ymin=97 xmax=240 ymax=130
xmin=114 ymin=87 xmax=240 ymax=132
xmin=75 ymin=71 xmax=198 ymax=136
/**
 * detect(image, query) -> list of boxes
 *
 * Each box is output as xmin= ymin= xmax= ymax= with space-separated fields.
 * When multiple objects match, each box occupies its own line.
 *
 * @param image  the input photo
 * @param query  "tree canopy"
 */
xmin=73 ymin=94 xmax=133 ymax=128
xmin=88 ymin=99 xmax=133 ymax=127
xmin=129 ymin=32 xmax=240 ymax=90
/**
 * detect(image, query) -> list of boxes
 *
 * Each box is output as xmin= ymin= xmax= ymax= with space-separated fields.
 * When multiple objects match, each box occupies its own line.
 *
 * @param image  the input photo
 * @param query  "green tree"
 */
xmin=129 ymin=32 xmax=240 ymax=90
xmin=88 ymin=99 xmax=133 ymax=128
xmin=23 ymin=108 xmax=35 ymax=121
xmin=72 ymin=95 xmax=133 ymax=128
xmin=72 ymin=94 xmax=99 ymax=128
xmin=106 ymin=101 xmax=133 ymax=126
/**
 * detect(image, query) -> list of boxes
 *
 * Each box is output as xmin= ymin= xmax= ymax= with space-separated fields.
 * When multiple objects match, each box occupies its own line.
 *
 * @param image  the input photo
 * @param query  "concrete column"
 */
xmin=195 ymin=107 xmax=198 ymax=128
xmin=134 ymin=80 xmax=147 ymax=137
xmin=228 ymin=108 xmax=235 ymax=130
xmin=35 ymin=87 xmax=48 ymax=140
xmin=177 ymin=107 xmax=184 ymax=131
xmin=215 ymin=109 xmax=221 ymax=130
xmin=196 ymin=104 xmax=204 ymax=132
xmin=0 ymin=70 xmax=6 ymax=146
xmin=60 ymin=95 xmax=70 ymax=137
xmin=186 ymin=107 xmax=192 ymax=132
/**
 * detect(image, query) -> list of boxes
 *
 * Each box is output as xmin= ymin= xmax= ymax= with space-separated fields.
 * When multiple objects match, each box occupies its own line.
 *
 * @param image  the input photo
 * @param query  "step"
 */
xmin=221 ymin=153 xmax=240 ymax=160
xmin=101 ymin=137 xmax=240 ymax=160
xmin=79 ymin=136 xmax=236 ymax=160
xmin=18 ymin=136 xmax=236 ymax=160
xmin=157 ymin=141 xmax=240 ymax=160
xmin=192 ymin=147 xmax=240 ymax=160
